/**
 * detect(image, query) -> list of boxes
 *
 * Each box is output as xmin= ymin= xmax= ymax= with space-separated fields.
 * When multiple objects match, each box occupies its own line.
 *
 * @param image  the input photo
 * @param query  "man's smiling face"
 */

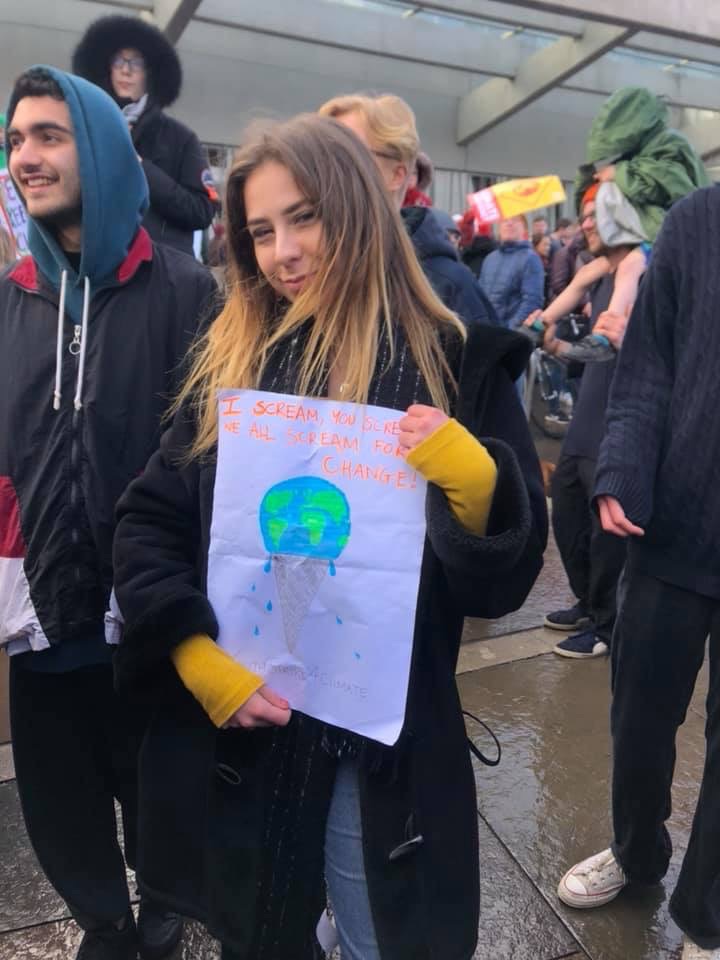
xmin=7 ymin=96 xmax=81 ymax=228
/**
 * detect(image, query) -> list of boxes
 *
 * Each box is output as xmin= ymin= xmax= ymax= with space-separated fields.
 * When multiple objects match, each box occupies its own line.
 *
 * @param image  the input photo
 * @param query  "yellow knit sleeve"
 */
xmin=170 ymin=633 xmax=264 ymax=728
xmin=406 ymin=418 xmax=497 ymax=535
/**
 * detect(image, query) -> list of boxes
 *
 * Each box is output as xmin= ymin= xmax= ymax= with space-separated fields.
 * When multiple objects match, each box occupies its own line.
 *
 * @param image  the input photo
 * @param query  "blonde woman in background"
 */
xmin=319 ymin=93 xmax=496 ymax=329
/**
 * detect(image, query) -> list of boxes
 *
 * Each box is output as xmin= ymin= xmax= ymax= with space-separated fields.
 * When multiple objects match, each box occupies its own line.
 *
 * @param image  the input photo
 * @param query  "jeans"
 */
xmin=611 ymin=569 xmax=720 ymax=949
xmin=324 ymin=762 xmax=381 ymax=960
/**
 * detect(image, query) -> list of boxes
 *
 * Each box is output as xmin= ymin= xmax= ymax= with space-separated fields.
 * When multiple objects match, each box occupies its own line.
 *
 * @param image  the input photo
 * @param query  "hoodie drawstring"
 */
xmin=53 ymin=271 xmax=68 ymax=411
xmin=53 ymin=273 xmax=91 ymax=413
xmin=74 ymin=277 xmax=91 ymax=411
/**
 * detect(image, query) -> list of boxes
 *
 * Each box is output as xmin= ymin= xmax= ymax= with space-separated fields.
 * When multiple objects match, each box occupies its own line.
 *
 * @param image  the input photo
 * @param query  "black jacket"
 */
xmin=462 ymin=235 xmax=497 ymax=278
xmin=112 ymin=320 xmax=546 ymax=959
xmin=403 ymin=207 xmax=498 ymax=326
xmin=134 ymin=108 xmax=216 ymax=256
xmin=0 ymin=232 xmax=216 ymax=664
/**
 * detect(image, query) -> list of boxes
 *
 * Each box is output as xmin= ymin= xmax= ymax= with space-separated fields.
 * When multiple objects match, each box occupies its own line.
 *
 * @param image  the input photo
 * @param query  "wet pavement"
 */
xmin=462 ymin=654 xmax=708 ymax=960
xmin=0 ymin=521 xmax=709 ymax=959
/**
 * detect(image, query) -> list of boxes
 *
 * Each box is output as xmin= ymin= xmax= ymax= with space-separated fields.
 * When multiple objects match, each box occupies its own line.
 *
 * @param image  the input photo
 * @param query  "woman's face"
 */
xmin=244 ymin=160 xmax=324 ymax=302
xmin=537 ymin=236 xmax=552 ymax=259
xmin=110 ymin=47 xmax=147 ymax=102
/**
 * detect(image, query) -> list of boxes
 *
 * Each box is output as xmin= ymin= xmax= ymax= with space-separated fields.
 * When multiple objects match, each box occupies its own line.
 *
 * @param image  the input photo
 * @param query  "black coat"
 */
xmin=134 ymin=108 xmax=216 ymax=256
xmin=462 ymin=235 xmax=497 ymax=278
xmin=112 ymin=321 xmax=547 ymax=959
xmin=71 ymin=16 xmax=217 ymax=257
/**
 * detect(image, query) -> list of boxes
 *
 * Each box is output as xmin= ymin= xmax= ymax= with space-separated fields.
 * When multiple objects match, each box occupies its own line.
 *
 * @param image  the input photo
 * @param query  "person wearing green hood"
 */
xmin=575 ymin=85 xmax=710 ymax=245
xmin=534 ymin=86 xmax=710 ymax=365
xmin=1 ymin=65 xmax=216 ymax=959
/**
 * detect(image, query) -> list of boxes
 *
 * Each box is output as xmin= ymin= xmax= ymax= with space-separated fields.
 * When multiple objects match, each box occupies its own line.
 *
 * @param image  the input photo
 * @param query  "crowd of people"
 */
xmin=0 ymin=13 xmax=718 ymax=960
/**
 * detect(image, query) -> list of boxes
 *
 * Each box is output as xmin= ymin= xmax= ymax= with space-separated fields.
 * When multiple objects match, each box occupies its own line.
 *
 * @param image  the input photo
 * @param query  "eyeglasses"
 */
xmin=111 ymin=55 xmax=145 ymax=73
xmin=371 ymin=149 xmax=400 ymax=163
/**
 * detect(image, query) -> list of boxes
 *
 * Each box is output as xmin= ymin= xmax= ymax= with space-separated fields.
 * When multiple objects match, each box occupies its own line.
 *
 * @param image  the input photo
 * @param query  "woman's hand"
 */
xmin=523 ymin=309 xmax=543 ymax=328
xmin=399 ymin=405 xmax=448 ymax=456
xmin=223 ymin=685 xmax=291 ymax=729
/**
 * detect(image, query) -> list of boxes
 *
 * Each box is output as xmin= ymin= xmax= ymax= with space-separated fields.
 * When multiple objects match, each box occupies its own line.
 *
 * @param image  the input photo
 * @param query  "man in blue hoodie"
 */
xmin=1 ymin=67 xmax=216 ymax=959
xmin=480 ymin=214 xmax=545 ymax=329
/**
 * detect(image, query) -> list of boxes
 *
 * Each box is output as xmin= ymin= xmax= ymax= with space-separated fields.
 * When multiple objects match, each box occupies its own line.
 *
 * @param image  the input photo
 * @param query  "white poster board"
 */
xmin=207 ymin=389 xmax=428 ymax=745
xmin=0 ymin=170 xmax=28 ymax=255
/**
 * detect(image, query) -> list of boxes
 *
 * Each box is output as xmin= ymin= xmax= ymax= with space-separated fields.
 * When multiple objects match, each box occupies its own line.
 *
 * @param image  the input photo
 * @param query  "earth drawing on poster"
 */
xmin=258 ymin=477 xmax=351 ymax=654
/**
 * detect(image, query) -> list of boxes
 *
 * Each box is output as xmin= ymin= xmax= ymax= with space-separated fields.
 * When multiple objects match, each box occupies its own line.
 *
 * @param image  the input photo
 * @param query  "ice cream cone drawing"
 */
xmin=258 ymin=477 xmax=351 ymax=654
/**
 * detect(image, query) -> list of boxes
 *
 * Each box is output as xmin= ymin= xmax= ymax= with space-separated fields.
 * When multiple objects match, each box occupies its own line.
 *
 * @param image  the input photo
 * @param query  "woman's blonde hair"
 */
xmin=175 ymin=114 xmax=464 ymax=459
xmin=318 ymin=93 xmax=419 ymax=169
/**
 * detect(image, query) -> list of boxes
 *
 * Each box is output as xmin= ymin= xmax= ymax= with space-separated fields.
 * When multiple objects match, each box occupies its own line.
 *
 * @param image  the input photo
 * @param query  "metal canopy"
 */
xmin=0 ymin=0 xmax=718 ymax=175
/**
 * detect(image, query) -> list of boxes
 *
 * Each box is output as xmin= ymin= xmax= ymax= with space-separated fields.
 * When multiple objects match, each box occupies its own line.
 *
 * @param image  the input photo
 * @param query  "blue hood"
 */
xmin=7 ymin=66 xmax=149 ymax=318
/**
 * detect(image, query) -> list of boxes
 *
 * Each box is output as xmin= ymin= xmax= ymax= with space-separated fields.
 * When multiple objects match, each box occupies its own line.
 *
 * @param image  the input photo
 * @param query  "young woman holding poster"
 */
xmin=112 ymin=114 xmax=546 ymax=960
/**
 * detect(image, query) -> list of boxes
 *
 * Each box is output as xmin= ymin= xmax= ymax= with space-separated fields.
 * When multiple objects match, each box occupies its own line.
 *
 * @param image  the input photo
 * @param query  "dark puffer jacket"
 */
xmin=130 ymin=106 xmax=217 ymax=254
xmin=402 ymin=206 xmax=499 ymax=326
xmin=72 ymin=16 xmax=217 ymax=256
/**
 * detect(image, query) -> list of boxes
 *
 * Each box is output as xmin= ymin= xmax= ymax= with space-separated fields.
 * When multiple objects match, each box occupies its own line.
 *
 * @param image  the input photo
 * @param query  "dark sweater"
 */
xmin=594 ymin=185 xmax=720 ymax=599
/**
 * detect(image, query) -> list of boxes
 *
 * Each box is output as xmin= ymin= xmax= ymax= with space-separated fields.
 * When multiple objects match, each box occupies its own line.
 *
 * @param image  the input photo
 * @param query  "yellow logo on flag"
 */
xmin=468 ymin=176 xmax=566 ymax=224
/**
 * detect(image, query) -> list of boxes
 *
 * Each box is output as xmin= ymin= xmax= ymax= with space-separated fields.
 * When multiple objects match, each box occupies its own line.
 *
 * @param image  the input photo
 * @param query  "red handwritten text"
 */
xmin=253 ymin=400 xmax=321 ymax=423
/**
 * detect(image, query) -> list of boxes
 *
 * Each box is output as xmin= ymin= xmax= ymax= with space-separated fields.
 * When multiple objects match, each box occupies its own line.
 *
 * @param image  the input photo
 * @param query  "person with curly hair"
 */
xmin=73 ymin=15 xmax=218 ymax=256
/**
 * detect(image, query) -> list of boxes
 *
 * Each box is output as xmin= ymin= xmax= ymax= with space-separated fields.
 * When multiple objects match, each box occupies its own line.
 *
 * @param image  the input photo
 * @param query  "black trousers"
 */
xmin=551 ymin=453 xmax=627 ymax=642
xmin=9 ymin=660 xmax=147 ymax=928
xmin=611 ymin=570 xmax=720 ymax=949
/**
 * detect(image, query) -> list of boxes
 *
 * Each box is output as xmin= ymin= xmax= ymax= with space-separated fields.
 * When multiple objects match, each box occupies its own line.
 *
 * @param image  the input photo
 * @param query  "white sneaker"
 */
xmin=681 ymin=937 xmax=720 ymax=959
xmin=558 ymin=848 xmax=628 ymax=908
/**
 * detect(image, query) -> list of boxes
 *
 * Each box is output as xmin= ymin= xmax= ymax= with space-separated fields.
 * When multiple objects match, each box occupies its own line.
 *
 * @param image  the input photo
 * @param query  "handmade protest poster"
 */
xmin=207 ymin=388 xmax=428 ymax=745
xmin=0 ymin=170 xmax=28 ymax=255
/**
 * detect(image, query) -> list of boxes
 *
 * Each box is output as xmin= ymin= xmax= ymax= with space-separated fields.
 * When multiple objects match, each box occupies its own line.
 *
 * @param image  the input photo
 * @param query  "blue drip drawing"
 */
xmin=258 ymin=477 xmax=351 ymax=654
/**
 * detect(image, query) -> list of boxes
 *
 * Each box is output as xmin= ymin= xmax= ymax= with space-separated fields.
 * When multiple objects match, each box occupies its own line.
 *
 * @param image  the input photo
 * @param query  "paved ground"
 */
xmin=0 ymin=433 xmax=708 ymax=958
